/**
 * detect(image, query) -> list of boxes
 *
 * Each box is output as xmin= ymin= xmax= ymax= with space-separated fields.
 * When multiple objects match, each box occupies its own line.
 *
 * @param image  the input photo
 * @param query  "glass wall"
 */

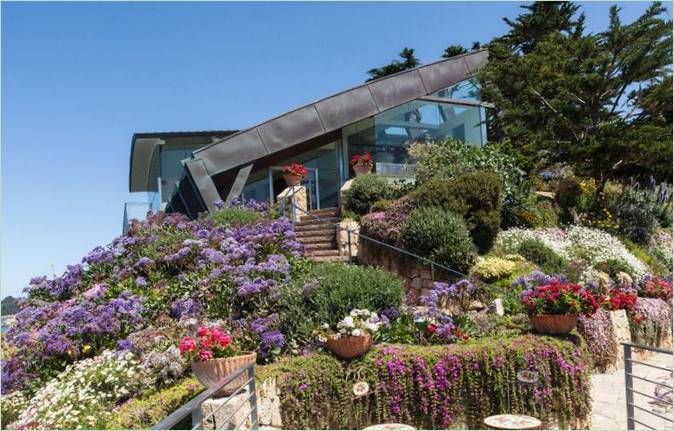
xmin=431 ymin=77 xmax=481 ymax=101
xmin=343 ymin=99 xmax=486 ymax=175
xmin=241 ymin=141 xmax=341 ymax=209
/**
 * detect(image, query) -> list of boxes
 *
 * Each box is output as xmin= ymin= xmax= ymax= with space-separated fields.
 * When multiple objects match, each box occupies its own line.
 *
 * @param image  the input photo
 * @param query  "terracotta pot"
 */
xmin=326 ymin=334 xmax=372 ymax=360
xmin=353 ymin=164 xmax=373 ymax=175
xmin=191 ymin=352 xmax=257 ymax=394
xmin=283 ymin=174 xmax=302 ymax=187
xmin=531 ymin=314 xmax=578 ymax=335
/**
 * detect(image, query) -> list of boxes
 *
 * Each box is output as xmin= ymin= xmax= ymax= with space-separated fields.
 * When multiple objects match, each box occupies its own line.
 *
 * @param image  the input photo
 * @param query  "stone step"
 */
xmin=296 ymin=217 xmax=340 ymax=227
xmin=299 ymin=235 xmax=336 ymax=244
xmin=304 ymin=249 xmax=341 ymax=257
xmin=308 ymin=255 xmax=350 ymax=263
xmin=295 ymin=224 xmax=336 ymax=234
xmin=304 ymin=241 xmax=337 ymax=250
xmin=305 ymin=207 xmax=340 ymax=218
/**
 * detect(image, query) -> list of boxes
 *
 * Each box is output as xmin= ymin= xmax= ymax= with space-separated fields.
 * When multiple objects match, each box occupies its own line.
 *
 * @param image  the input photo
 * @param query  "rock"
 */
xmin=469 ymin=300 xmax=485 ymax=311
xmin=258 ymin=378 xmax=283 ymax=427
xmin=491 ymin=299 xmax=505 ymax=316
xmin=201 ymin=390 xmax=252 ymax=430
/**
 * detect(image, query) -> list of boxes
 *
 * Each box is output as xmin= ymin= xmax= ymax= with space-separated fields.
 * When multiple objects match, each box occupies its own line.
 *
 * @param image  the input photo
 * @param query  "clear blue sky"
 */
xmin=2 ymin=1 xmax=669 ymax=299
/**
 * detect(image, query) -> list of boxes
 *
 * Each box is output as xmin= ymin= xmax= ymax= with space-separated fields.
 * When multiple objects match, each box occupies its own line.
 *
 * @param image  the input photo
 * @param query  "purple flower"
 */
xmin=135 ymin=276 xmax=148 ymax=288
xmin=298 ymin=383 xmax=308 ymax=391
xmin=116 ymin=339 xmax=133 ymax=351
xmin=170 ymin=297 xmax=202 ymax=319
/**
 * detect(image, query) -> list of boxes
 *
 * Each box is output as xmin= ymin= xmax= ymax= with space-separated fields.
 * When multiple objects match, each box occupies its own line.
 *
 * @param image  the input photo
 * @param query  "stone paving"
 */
xmin=591 ymin=352 xmax=673 ymax=430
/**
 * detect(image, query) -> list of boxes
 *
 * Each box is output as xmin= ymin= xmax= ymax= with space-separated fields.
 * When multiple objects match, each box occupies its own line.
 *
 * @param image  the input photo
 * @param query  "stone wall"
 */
xmin=357 ymin=238 xmax=443 ymax=301
xmin=337 ymin=219 xmax=359 ymax=258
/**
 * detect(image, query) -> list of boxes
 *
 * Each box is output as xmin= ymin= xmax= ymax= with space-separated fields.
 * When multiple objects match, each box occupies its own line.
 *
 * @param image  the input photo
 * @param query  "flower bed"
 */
xmin=257 ymin=335 xmax=592 ymax=429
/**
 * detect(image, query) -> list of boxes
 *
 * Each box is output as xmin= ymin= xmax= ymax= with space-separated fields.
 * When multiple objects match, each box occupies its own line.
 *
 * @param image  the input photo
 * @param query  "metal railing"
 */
xmin=623 ymin=342 xmax=673 ymax=430
xmin=280 ymin=189 xmax=471 ymax=282
xmin=152 ymin=363 xmax=258 ymax=430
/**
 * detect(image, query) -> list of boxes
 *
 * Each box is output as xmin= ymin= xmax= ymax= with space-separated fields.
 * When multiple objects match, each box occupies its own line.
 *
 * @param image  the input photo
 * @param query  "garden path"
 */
xmin=590 ymin=352 xmax=672 ymax=430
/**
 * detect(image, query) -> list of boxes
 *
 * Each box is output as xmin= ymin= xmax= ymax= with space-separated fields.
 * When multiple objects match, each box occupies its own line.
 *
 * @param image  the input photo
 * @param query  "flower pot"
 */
xmin=326 ymin=334 xmax=372 ymax=360
xmin=531 ymin=314 xmax=578 ymax=335
xmin=283 ymin=174 xmax=302 ymax=187
xmin=191 ymin=352 xmax=257 ymax=394
xmin=353 ymin=164 xmax=373 ymax=175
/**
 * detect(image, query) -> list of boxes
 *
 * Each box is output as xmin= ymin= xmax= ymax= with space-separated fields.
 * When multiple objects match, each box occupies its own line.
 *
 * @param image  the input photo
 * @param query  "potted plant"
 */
xmin=178 ymin=325 xmax=256 ymax=394
xmin=521 ymin=280 xmax=600 ymax=335
xmin=351 ymin=153 xmax=374 ymax=175
xmin=282 ymin=163 xmax=308 ymax=187
xmin=317 ymin=309 xmax=383 ymax=360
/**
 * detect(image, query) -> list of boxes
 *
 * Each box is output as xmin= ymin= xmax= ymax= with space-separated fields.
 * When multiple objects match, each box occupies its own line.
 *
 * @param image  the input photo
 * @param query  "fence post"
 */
xmin=624 ymin=343 xmax=635 ymax=430
xmin=347 ymin=229 xmax=352 ymax=262
xmin=249 ymin=365 xmax=259 ymax=429
xmin=430 ymin=262 xmax=435 ymax=281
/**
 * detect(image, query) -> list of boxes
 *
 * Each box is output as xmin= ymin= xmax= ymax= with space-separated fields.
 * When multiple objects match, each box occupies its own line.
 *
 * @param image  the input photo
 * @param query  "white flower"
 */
xmin=352 ymin=329 xmax=363 ymax=337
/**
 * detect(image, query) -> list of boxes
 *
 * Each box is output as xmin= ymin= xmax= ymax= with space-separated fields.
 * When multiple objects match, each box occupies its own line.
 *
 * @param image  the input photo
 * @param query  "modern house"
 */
xmin=128 ymin=50 xmax=490 ymax=220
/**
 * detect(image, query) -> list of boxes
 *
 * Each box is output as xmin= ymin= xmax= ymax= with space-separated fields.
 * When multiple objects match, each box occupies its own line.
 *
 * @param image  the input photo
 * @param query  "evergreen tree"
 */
xmin=442 ymin=45 xmax=467 ymax=58
xmin=480 ymin=1 xmax=672 ymax=187
xmin=366 ymin=48 xmax=420 ymax=82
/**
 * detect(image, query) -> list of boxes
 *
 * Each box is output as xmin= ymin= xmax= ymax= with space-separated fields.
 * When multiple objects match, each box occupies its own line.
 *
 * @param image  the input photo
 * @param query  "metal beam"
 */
xmin=184 ymin=158 xmax=221 ymax=212
xmin=225 ymin=164 xmax=253 ymax=205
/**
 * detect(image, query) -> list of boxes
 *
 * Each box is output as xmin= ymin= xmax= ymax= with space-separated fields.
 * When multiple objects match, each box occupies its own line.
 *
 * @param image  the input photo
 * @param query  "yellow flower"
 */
xmin=83 ymin=345 xmax=92 ymax=353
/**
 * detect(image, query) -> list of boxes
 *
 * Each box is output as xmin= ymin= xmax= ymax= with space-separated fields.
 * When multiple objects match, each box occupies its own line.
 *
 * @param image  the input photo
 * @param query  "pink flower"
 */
xmin=179 ymin=336 xmax=197 ymax=354
xmin=197 ymin=326 xmax=210 ymax=337
xmin=198 ymin=350 xmax=214 ymax=361
xmin=218 ymin=334 xmax=232 ymax=347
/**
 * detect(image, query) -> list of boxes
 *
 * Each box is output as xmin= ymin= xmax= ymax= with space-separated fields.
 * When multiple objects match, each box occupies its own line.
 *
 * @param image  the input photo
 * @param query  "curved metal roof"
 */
xmin=191 ymin=50 xmax=488 ymax=179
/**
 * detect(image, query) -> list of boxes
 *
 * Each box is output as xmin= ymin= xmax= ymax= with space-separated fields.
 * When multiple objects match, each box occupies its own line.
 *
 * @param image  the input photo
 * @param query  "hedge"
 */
xmin=256 ymin=335 xmax=592 ymax=429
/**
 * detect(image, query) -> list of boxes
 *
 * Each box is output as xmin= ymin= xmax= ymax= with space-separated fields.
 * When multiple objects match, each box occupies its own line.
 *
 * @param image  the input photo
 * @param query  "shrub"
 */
xmin=284 ymin=263 xmax=404 ymax=330
xmin=208 ymin=206 xmax=262 ymax=227
xmin=370 ymin=199 xmax=395 ymax=212
xmin=472 ymin=256 xmax=516 ymax=282
xmin=517 ymin=238 xmax=568 ymax=275
xmin=17 ymin=350 xmax=144 ymax=429
xmin=401 ymin=207 xmax=477 ymax=274
xmin=651 ymin=230 xmax=673 ymax=272
xmin=1 ymin=390 xmax=28 ymax=428
xmin=412 ymin=171 xmax=502 ymax=253
xmin=257 ymin=336 xmax=592 ymax=429
xmin=344 ymin=174 xmax=392 ymax=216
xmin=555 ymin=176 xmax=583 ymax=210
xmin=359 ymin=197 xmax=416 ymax=246
xmin=621 ymin=238 xmax=668 ymax=276
xmin=614 ymin=188 xmax=661 ymax=244
xmin=105 ymin=378 xmax=203 ymax=429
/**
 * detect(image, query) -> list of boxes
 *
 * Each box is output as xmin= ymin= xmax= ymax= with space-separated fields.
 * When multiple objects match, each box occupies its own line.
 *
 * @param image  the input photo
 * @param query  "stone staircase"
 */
xmin=295 ymin=207 xmax=349 ymax=262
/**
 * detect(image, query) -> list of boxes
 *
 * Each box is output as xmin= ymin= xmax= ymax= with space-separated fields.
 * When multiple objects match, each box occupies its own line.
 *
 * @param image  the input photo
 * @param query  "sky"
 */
xmin=2 ymin=1 xmax=671 ymax=299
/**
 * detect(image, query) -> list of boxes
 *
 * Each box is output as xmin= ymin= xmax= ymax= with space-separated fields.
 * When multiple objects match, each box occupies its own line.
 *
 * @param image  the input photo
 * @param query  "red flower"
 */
xmin=218 ymin=334 xmax=232 ymax=347
xmin=282 ymin=163 xmax=308 ymax=178
xmin=197 ymin=327 xmax=210 ymax=337
xmin=179 ymin=336 xmax=197 ymax=354
xmin=350 ymin=153 xmax=373 ymax=167
xmin=426 ymin=324 xmax=437 ymax=334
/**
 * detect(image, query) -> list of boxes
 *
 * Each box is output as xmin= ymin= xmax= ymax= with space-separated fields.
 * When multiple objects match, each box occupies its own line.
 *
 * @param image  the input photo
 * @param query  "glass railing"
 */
xmin=122 ymin=202 xmax=151 ymax=234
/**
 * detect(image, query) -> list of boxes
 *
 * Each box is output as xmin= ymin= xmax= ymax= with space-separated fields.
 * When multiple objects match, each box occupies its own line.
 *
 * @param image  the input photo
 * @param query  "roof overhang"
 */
xmin=128 ymin=131 xmax=237 ymax=193
xmin=191 ymin=50 xmax=488 ymax=180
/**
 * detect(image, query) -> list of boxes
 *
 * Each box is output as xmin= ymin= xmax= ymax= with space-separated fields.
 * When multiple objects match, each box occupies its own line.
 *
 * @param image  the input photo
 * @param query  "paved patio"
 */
xmin=591 ymin=352 xmax=673 ymax=430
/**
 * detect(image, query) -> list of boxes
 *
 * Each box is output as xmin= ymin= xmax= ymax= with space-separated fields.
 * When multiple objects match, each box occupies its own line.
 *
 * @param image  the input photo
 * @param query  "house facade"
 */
xmin=128 ymin=50 xmax=490 ymax=219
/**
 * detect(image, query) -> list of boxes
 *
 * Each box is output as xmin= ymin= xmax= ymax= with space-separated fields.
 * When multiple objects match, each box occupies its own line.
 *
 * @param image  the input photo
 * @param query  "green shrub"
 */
xmin=344 ymin=174 xmax=392 ymax=216
xmin=613 ymin=188 xmax=662 ymax=245
xmin=555 ymin=176 xmax=583 ymax=210
xmin=370 ymin=199 xmax=395 ymax=212
xmin=517 ymin=238 xmax=568 ymax=275
xmin=105 ymin=378 xmax=203 ymax=429
xmin=472 ymin=256 xmax=516 ymax=282
xmin=412 ymin=171 xmax=502 ymax=253
xmin=401 ymin=207 xmax=477 ymax=274
xmin=283 ymin=263 xmax=404 ymax=329
xmin=208 ymin=207 xmax=262 ymax=227
xmin=621 ymin=238 xmax=668 ymax=275
xmin=595 ymin=258 xmax=634 ymax=278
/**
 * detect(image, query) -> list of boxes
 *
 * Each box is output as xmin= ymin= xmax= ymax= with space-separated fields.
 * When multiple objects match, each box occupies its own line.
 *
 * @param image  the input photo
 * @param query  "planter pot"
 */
xmin=531 ymin=314 xmax=578 ymax=335
xmin=326 ymin=334 xmax=372 ymax=360
xmin=353 ymin=164 xmax=373 ymax=175
xmin=283 ymin=174 xmax=302 ymax=187
xmin=191 ymin=352 xmax=257 ymax=394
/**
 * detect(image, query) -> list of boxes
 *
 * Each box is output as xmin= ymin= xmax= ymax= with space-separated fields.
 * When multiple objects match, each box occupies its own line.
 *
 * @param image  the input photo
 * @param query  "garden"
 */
xmin=2 ymin=134 xmax=672 ymax=429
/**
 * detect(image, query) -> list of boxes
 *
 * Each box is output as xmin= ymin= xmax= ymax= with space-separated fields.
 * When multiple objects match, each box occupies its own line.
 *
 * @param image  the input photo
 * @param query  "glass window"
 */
xmin=159 ymin=145 xmax=202 ymax=203
xmin=343 ymin=99 xmax=486 ymax=176
xmin=431 ymin=78 xmax=481 ymax=101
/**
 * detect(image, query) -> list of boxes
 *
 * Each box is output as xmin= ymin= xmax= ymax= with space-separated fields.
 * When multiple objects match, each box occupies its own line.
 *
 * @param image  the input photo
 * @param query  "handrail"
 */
xmin=152 ymin=363 xmax=257 ymax=430
xmin=622 ymin=342 xmax=674 ymax=355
